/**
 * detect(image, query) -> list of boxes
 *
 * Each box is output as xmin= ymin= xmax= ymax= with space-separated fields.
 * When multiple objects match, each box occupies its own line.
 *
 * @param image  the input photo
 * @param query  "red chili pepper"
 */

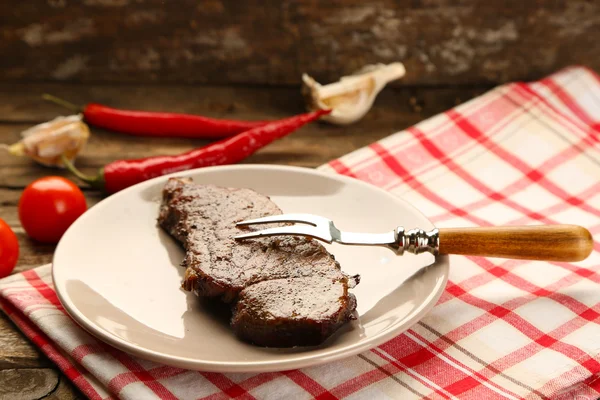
xmin=42 ymin=94 xmax=269 ymax=139
xmin=63 ymin=109 xmax=330 ymax=194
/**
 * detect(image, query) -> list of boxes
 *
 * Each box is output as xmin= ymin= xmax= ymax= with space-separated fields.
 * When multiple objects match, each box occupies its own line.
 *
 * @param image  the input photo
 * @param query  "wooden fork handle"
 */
xmin=438 ymin=225 xmax=593 ymax=262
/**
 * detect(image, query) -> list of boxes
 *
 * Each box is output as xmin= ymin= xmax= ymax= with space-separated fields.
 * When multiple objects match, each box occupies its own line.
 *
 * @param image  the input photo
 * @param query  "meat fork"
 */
xmin=234 ymin=213 xmax=593 ymax=262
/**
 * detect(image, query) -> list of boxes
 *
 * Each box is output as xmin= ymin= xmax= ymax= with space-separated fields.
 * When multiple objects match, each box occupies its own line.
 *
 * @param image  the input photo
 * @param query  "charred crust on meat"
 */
xmin=158 ymin=177 xmax=359 ymax=347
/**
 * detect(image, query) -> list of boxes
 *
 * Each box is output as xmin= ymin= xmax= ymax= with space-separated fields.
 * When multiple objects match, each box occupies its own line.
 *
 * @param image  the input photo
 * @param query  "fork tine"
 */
xmin=236 ymin=213 xmax=329 ymax=227
xmin=234 ymin=225 xmax=332 ymax=243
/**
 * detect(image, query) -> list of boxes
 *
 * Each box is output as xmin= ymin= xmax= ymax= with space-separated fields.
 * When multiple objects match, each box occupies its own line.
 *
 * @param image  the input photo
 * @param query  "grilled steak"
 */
xmin=158 ymin=177 xmax=359 ymax=347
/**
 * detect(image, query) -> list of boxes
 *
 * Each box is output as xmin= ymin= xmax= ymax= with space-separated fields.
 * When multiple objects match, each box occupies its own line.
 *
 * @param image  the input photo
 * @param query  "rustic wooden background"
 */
xmin=1 ymin=1 xmax=599 ymax=398
xmin=1 ymin=0 xmax=599 ymax=85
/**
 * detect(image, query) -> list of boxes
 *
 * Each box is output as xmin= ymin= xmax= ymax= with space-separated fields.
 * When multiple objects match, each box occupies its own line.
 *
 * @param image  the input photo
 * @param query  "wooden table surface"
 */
xmin=1 ymin=0 xmax=598 ymax=396
xmin=0 ymin=83 xmax=489 ymax=398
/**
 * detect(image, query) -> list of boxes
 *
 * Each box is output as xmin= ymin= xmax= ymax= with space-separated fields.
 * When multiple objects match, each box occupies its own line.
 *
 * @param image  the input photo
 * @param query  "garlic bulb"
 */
xmin=5 ymin=115 xmax=90 ymax=168
xmin=302 ymin=62 xmax=406 ymax=125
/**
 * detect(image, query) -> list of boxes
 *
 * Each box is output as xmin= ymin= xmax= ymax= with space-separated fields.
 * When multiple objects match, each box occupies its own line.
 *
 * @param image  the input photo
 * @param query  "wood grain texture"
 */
xmin=0 ymin=83 xmax=486 ymax=123
xmin=0 ymin=314 xmax=47 ymax=368
xmin=0 ymin=83 xmax=487 ymax=188
xmin=439 ymin=225 xmax=593 ymax=262
xmin=0 ymin=368 xmax=59 ymax=400
xmin=44 ymin=376 xmax=84 ymax=400
xmin=0 ymin=0 xmax=598 ymax=85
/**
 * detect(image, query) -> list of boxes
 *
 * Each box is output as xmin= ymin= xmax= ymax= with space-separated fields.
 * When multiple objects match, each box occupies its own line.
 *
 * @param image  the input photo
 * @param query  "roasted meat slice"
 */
xmin=158 ymin=177 xmax=359 ymax=347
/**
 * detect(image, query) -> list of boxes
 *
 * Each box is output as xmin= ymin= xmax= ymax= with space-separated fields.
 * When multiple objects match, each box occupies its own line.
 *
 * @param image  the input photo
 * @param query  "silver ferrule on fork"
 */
xmin=393 ymin=227 xmax=440 ymax=256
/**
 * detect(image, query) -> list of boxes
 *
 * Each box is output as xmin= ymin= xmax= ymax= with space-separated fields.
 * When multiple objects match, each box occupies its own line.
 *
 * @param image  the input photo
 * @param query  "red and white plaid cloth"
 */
xmin=1 ymin=66 xmax=600 ymax=399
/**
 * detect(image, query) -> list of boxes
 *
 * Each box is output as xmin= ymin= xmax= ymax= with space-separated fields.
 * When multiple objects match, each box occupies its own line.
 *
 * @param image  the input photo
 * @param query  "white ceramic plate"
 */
xmin=53 ymin=165 xmax=449 ymax=373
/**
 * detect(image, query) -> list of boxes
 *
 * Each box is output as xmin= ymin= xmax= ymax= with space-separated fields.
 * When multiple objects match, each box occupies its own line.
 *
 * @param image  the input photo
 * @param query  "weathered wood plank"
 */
xmin=45 ymin=376 xmax=84 ymax=400
xmin=0 ymin=121 xmax=383 ymax=187
xmin=0 ymin=0 xmax=597 ymax=85
xmin=0 ymin=313 xmax=47 ymax=369
xmin=0 ymin=83 xmax=484 ymax=123
xmin=0 ymin=83 xmax=488 ymax=188
xmin=0 ymin=84 xmax=299 ymax=123
xmin=0 ymin=368 xmax=59 ymax=400
xmin=10 ymin=232 xmax=55 ymax=273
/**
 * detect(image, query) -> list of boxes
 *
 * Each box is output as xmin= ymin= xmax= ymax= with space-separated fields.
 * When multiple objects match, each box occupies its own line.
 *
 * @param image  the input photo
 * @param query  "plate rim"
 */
xmin=52 ymin=164 xmax=450 ymax=373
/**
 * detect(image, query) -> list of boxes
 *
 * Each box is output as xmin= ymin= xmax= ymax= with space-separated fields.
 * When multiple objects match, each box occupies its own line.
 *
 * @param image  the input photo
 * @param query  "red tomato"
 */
xmin=0 ymin=218 xmax=19 ymax=278
xmin=19 ymin=176 xmax=87 ymax=244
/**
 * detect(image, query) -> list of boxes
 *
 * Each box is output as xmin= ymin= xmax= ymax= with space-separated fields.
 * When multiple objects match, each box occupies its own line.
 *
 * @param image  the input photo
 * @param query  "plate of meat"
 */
xmin=52 ymin=164 xmax=449 ymax=372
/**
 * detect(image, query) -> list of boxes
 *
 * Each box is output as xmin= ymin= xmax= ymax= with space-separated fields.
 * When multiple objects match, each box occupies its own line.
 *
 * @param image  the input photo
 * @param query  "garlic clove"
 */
xmin=302 ymin=62 xmax=406 ymax=125
xmin=5 ymin=114 xmax=90 ymax=168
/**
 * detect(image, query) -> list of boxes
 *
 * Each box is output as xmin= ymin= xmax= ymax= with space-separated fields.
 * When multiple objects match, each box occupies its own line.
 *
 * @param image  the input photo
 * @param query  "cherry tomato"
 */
xmin=18 ymin=176 xmax=87 ymax=244
xmin=0 ymin=218 xmax=19 ymax=278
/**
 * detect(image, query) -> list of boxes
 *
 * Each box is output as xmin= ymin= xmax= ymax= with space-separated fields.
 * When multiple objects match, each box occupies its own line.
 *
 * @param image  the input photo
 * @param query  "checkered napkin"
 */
xmin=1 ymin=66 xmax=600 ymax=400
